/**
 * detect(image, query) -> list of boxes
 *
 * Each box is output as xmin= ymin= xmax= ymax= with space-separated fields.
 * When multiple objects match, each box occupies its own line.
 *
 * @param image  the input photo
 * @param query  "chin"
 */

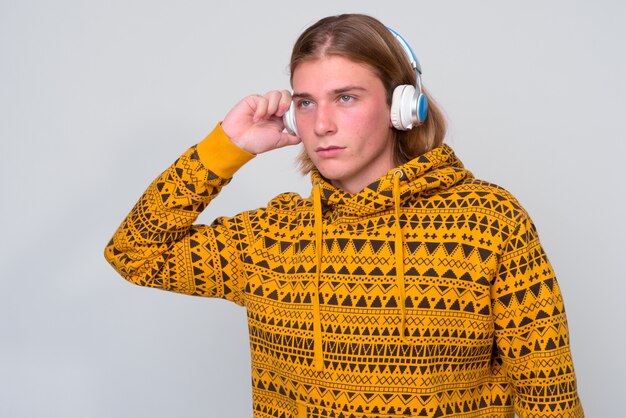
xmin=314 ymin=164 xmax=346 ymax=182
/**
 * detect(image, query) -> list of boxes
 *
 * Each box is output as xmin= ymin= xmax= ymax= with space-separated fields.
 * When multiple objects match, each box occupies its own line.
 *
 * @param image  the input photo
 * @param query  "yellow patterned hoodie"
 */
xmin=105 ymin=124 xmax=583 ymax=418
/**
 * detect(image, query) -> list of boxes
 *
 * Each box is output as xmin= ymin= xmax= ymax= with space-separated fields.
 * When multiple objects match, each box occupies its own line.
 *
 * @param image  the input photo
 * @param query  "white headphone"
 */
xmin=283 ymin=27 xmax=428 ymax=137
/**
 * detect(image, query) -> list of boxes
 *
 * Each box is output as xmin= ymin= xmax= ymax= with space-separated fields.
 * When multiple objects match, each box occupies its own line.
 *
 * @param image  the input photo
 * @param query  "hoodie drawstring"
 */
xmin=393 ymin=170 xmax=407 ymax=339
xmin=310 ymin=175 xmax=406 ymax=372
xmin=312 ymin=183 xmax=324 ymax=371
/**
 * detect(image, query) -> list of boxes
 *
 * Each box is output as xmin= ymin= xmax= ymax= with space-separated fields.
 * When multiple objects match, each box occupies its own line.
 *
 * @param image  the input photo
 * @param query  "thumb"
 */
xmin=273 ymin=132 xmax=301 ymax=150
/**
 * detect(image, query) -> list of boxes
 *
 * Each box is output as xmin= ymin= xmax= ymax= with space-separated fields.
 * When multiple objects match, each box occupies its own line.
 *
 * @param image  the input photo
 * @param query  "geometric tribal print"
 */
xmin=105 ymin=126 xmax=583 ymax=417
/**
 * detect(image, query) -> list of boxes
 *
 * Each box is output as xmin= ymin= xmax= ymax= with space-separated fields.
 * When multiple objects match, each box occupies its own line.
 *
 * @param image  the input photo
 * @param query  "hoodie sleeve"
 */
xmin=104 ymin=123 xmax=255 ymax=305
xmin=492 ymin=214 xmax=584 ymax=417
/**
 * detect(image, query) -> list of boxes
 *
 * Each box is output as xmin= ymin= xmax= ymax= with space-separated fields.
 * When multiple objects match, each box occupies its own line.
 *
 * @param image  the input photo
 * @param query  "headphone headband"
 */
xmin=387 ymin=27 xmax=422 ymax=75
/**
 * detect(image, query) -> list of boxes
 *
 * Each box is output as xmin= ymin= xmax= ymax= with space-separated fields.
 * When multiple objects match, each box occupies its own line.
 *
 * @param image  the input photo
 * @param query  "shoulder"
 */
xmin=243 ymin=192 xmax=311 ymax=221
xmin=265 ymin=192 xmax=310 ymax=211
xmin=238 ymin=192 xmax=311 ymax=234
xmin=441 ymin=177 xmax=531 ymax=226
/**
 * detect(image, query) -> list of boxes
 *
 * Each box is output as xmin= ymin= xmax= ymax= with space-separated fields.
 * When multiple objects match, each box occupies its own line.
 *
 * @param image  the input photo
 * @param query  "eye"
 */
xmin=339 ymin=95 xmax=354 ymax=103
xmin=297 ymin=99 xmax=313 ymax=109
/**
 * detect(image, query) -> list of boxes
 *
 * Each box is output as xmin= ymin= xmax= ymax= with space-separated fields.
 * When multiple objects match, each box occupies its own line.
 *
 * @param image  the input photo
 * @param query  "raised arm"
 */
xmin=104 ymin=90 xmax=300 ymax=302
xmin=104 ymin=124 xmax=255 ymax=302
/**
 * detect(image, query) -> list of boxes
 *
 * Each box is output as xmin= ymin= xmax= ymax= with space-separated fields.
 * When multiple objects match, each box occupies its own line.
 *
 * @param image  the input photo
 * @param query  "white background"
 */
xmin=1 ymin=0 xmax=625 ymax=416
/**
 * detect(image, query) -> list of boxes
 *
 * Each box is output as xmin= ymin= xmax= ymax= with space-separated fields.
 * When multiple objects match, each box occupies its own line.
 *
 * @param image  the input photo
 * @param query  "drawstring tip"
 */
xmin=400 ymin=318 xmax=408 ymax=342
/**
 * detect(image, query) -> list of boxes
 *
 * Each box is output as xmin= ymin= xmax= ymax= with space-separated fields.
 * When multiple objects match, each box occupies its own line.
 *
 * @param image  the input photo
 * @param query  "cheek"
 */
xmin=341 ymin=109 xmax=375 ymax=134
xmin=354 ymin=107 xmax=391 ymax=139
xmin=300 ymin=136 xmax=318 ymax=158
xmin=294 ymin=111 xmax=313 ymax=132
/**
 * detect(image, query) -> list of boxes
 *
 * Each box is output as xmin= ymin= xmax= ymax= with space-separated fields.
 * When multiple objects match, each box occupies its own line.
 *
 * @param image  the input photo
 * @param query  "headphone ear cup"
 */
xmin=390 ymin=84 xmax=416 ymax=130
xmin=416 ymin=92 xmax=428 ymax=125
xmin=283 ymin=101 xmax=299 ymax=136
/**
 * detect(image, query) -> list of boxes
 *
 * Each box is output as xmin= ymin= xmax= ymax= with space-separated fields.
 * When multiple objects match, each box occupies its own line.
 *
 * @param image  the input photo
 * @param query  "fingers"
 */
xmin=252 ymin=90 xmax=292 ymax=122
xmin=276 ymin=89 xmax=292 ymax=116
xmin=223 ymin=90 xmax=297 ymax=154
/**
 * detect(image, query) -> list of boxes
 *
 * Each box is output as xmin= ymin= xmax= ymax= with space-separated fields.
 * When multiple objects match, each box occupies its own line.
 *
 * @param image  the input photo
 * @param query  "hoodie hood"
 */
xmin=310 ymin=143 xmax=473 ymax=217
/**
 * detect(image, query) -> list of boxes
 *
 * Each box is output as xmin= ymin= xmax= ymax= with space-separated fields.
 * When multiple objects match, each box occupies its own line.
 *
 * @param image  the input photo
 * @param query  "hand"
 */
xmin=221 ymin=90 xmax=300 ymax=154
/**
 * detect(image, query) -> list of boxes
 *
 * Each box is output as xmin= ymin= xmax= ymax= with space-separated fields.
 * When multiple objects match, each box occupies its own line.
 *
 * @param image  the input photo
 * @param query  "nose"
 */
xmin=313 ymin=103 xmax=337 ymax=136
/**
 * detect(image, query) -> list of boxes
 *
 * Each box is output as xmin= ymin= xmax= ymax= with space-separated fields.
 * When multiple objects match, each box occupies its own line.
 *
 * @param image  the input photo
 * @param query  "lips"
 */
xmin=316 ymin=145 xmax=345 ymax=158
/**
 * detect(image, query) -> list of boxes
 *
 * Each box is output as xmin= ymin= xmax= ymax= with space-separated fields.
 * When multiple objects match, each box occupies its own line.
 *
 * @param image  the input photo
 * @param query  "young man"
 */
xmin=105 ymin=14 xmax=583 ymax=418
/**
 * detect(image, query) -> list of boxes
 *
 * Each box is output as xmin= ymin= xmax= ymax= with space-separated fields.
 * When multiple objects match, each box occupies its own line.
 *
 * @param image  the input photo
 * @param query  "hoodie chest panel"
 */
xmin=243 ymin=206 xmax=502 ymax=396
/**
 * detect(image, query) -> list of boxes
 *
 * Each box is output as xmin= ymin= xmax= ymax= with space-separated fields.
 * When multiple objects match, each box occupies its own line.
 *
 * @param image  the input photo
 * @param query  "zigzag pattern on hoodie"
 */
xmin=105 ymin=125 xmax=583 ymax=418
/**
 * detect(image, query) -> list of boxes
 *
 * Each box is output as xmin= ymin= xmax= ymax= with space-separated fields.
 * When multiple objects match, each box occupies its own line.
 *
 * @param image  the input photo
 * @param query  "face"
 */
xmin=292 ymin=55 xmax=394 ymax=194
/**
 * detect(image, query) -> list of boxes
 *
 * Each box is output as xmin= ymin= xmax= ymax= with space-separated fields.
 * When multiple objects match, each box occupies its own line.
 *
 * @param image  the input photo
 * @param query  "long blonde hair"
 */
xmin=290 ymin=14 xmax=447 ymax=174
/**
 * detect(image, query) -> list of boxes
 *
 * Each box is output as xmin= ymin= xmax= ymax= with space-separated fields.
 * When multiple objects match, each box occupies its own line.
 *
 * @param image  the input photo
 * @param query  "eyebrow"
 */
xmin=292 ymin=86 xmax=367 ymax=100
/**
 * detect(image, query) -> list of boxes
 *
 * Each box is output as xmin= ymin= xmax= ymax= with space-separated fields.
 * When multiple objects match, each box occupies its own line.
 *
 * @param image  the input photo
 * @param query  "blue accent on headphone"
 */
xmin=418 ymin=95 xmax=428 ymax=125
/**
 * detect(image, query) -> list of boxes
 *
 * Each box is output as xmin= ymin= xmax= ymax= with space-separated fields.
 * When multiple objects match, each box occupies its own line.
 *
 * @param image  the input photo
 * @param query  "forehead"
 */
xmin=292 ymin=55 xmax=383 ymax=94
